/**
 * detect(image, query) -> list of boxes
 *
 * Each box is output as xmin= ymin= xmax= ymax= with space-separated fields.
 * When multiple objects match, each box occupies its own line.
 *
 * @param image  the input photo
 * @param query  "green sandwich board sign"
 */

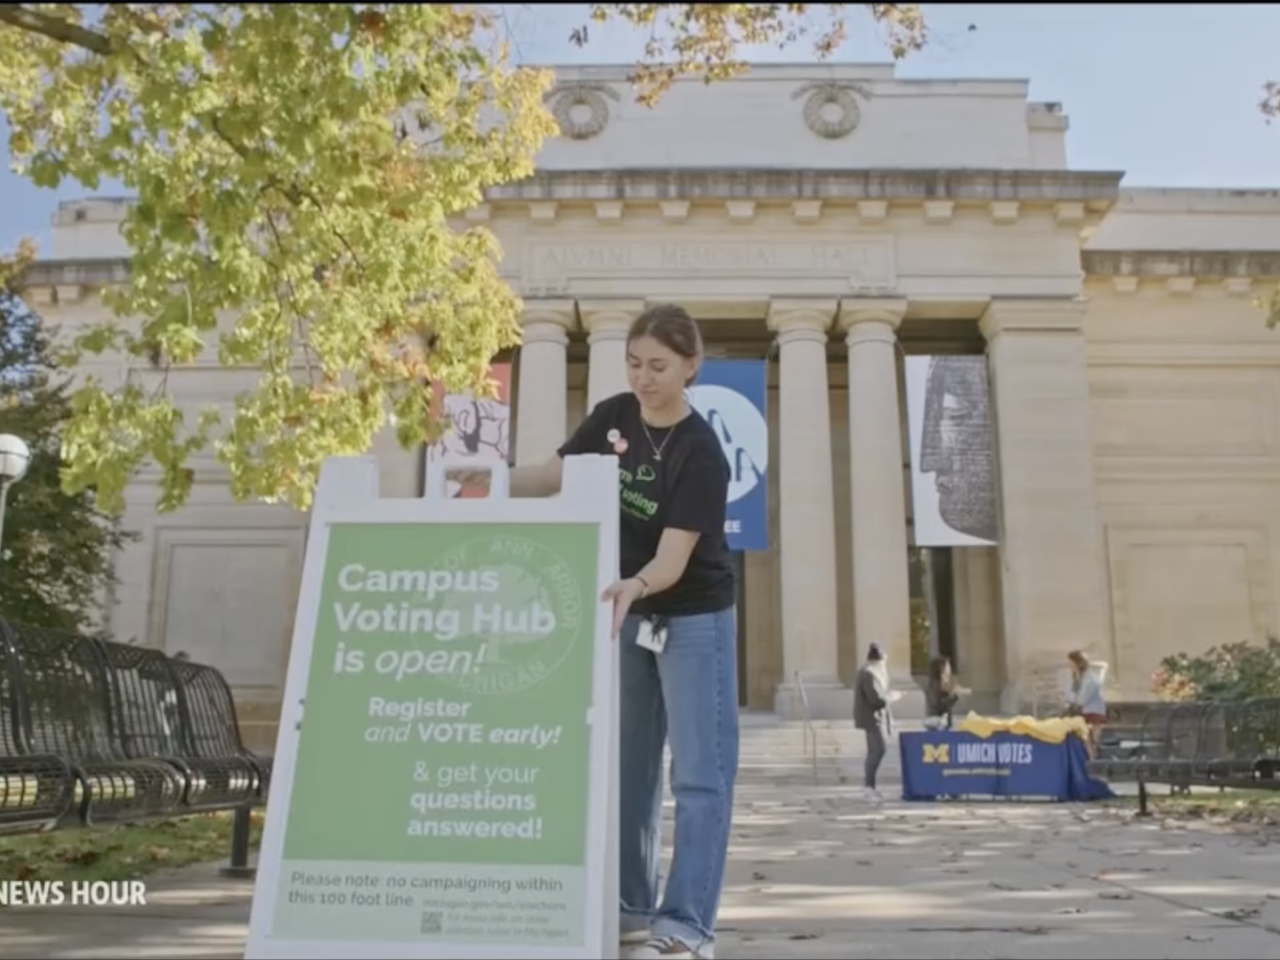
xmin=245 ymin=455 xmax=620 ymax=960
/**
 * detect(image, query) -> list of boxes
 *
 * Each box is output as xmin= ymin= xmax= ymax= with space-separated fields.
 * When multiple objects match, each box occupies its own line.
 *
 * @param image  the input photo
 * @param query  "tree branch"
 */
xmin=210 ymin=116 xmax=252 ymax=161
xmin=0 ymin=5 xmax=116 ymax=56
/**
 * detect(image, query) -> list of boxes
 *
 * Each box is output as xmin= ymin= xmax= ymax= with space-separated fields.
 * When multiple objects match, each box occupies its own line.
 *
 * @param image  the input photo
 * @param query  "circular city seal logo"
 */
xmin=430 ymin=533 xmax=582 ymax=696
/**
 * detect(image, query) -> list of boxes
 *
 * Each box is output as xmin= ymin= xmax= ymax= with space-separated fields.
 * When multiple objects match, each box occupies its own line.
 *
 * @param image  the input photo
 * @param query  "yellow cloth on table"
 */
xmin=953 ymin=712 xmax=1089 ymax=745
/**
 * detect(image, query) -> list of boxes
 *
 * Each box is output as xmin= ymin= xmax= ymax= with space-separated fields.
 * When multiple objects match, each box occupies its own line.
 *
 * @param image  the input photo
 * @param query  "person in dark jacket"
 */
xmin=853 ymin=643 xmax=896 ymax=799
xmin=925 ymin=656 xmax=960 ymax=729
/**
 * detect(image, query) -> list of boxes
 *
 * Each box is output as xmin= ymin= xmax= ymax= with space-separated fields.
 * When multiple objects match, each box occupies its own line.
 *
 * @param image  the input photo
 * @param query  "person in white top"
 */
xmin=1065 ymin=650 xmax=1108 ymax=756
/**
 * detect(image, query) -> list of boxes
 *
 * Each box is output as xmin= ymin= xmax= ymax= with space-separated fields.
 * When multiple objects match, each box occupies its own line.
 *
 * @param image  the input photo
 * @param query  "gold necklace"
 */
xmin=640 ymin=419 xmax=676 ymax=461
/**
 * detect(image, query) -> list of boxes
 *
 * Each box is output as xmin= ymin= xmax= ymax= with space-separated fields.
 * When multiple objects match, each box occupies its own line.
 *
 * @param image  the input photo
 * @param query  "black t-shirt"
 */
xmin=557 ymin=392 xmax=737 ymax=618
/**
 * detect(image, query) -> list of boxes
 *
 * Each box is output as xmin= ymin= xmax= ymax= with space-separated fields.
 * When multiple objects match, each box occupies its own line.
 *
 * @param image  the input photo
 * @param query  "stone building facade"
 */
xmin=19 ymin=64 xmax=1280 ymax=749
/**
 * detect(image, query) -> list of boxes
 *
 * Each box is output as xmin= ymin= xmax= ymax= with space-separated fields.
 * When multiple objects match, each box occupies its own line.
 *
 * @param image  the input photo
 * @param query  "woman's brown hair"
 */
xmin=628 ymin=304 xmax=704 ymax=386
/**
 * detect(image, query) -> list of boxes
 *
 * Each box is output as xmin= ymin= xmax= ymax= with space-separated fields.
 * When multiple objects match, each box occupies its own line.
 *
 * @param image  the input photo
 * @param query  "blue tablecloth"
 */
xmin=898 ymin=730 xmax=1115 ymax=802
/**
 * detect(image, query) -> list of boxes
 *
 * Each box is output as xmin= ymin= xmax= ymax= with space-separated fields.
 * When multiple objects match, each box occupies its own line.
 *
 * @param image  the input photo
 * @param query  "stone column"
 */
xmin=979 ymin=298 xmax=1110 ymax=713
xmin=579 ymin=299 xmax=645 ymax=412
xmin=514 ymin=300 xmax=576 ymax=466
xmin=767 ymin=300 xmax=851 ymax=719
xmin=839 ymin=299 xmax=918 ymax=713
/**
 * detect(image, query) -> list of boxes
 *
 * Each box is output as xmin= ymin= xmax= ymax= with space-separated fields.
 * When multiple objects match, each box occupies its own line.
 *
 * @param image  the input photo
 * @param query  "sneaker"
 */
xmin=626 ymin=935 xmax=714 ymax=959
xmin=864 ymin=787 xmax=884 ymax=804
xmin=621 ymin=929 xmax=651 ymax=948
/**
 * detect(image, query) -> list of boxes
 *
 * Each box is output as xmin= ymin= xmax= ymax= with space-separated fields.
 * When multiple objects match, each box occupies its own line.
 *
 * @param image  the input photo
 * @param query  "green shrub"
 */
xmin=1152 ymin=636 xmax=1280 ymax=703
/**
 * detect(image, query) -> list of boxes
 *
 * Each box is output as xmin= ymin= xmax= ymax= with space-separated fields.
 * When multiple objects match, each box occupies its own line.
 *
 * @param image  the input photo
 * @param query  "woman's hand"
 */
xmin=445 ymin=467 xmax=491 ymax=495
xmin=600 ymin=577 xmax=646 ymax=638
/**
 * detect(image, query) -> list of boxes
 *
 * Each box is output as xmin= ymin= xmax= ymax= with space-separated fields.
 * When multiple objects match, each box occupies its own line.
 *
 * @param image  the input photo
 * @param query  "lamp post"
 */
xmin=0 ymin=434 xmax=31 ymax=560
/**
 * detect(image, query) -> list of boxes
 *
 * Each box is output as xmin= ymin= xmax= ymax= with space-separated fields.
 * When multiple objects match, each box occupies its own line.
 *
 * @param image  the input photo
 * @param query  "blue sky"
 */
xmin=3 ymin=3 xmax=1278 ymax=256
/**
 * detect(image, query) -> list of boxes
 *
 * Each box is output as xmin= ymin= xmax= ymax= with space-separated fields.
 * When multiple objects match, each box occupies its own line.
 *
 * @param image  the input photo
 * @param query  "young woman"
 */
xmin=853 ymin=643 xmax=895 ymax=801
xmin=504 ymin=303 xmax=738 ymax=960
xmin=925 ymin=656 xmax=960 ymax=730
xmin=1066 ymin=650 xmax=1107 ymax=757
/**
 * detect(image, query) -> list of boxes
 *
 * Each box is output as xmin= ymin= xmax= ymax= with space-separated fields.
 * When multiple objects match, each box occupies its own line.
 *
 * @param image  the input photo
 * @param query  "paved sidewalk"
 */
xmin=3 ymin=714 xmax=1279 ymax=959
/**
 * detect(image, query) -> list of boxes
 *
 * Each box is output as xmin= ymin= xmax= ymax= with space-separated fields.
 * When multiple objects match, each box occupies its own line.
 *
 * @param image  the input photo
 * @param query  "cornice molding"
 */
xmin=1082 ymin=249 xmax=1280 ymax=279
xmin=18 ymin=258 xmax=129 ymax=293
xmin=482 ymin=168 xmax=1125 ymax=204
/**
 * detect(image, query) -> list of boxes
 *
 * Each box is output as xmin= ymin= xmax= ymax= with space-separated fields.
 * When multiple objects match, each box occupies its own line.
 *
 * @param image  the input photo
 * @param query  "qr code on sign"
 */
xmin=420 ymin=911 xmax=443 ymax=935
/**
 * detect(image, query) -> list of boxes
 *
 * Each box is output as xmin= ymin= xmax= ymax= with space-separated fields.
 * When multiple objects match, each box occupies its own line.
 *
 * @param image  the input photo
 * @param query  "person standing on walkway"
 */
xmin=854 ymin=643 xmax=896 ymax=801
xmin=1065 ymin=649 xmax=1107 ymax=757
xmin=925 ymin=655 xmax=961 ymax=730
xmin=504 ymin=304 xmax=738 ymax=960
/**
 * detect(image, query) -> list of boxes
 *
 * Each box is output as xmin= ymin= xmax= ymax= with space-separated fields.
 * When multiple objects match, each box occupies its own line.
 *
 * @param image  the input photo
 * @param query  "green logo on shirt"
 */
xmin=618 ymin=465 xmax=659 ymax=520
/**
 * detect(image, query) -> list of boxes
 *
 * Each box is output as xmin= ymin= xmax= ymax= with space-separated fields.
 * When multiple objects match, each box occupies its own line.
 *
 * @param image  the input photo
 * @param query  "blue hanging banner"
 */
xmin=688 ymin=360 xmax=769 ymax=552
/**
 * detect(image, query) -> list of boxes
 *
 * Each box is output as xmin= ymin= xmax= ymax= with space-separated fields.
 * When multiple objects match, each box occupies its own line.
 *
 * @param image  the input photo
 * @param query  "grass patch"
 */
xmin=0 ymin=810 xmax=265 ymax=883
xmin=1106 ymin=787 xmax=1280 ymax=825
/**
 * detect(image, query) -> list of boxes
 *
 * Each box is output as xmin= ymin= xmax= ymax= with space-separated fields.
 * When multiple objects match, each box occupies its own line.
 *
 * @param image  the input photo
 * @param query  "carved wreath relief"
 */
xmin=546 ymin=83 xmax=621 ymax=140
xmin=792 ymin=82 xmax=867 ymax=139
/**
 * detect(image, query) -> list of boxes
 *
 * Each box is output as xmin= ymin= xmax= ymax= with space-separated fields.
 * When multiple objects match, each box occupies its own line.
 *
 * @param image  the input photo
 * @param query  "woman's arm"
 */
xmin=600 ymin=528 xmax=702 ymax=637
xmin=629 ymin=444 xmax=725 ymax=596
xmin=629 ymin=528 xmax=700 ymax=597
xmin=501 ymin=393 xmax=618 ymax=498
xmin=507 ymin=456 xmax=564 ymax=498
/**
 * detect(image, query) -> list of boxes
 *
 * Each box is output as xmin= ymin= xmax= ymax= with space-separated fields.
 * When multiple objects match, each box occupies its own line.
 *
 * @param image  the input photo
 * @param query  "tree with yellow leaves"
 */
xmin=0 ymin=4 xmax=927 ymax=515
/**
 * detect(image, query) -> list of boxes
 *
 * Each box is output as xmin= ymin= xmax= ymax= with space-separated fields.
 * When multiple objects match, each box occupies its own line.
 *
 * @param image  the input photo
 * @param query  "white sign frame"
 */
xmin=245 ymin=453 xmax=621 ymax=960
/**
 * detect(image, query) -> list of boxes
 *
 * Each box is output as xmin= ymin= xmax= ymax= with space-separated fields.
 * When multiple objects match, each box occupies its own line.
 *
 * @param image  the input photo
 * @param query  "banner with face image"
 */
xmin=687 ymin=359 xmax=769 ymax=552
xmin=904 ymin=355 xmax=999 ymax=547
xmin=424 ymin=362 xmax=512 ymax=499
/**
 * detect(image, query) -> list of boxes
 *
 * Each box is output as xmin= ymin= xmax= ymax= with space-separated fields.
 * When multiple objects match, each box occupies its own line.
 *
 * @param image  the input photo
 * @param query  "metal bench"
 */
xmin=168 ymin=657 xmax=273 ymax=799
xmin=1089 ymin=697 xmax=1280 ymax=815
xmin=0 ymin=617 xmax=273 ymax=875
xmin=1091 ymin=701 xmax=1177 ymax=780
xmin=165 ymin=657 xmax=275 ymax=877
xmin=0 ymin=629 xmax=79 ymax=834
xmin=0 ymin=620 xmax=187 ymax=825
xmin=93 ymin=639 xmax=262 ymax=812
xmin=1203 ymin=697 xmax=1280 ymax=787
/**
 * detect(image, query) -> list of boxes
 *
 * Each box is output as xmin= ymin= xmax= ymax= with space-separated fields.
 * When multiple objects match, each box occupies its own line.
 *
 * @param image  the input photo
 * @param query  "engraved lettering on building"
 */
xmin=658 ymin=244 xmax=782 ymax=272
xmin=534 ymin=244 xmax=633 ymax=274
xmin=525 ymin=238 xmax=896 ymax=287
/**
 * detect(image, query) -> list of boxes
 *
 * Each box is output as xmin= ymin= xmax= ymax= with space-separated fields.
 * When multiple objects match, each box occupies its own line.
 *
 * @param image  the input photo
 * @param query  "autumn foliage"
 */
xmin=0 ymin=4 xmax=927 ymax=514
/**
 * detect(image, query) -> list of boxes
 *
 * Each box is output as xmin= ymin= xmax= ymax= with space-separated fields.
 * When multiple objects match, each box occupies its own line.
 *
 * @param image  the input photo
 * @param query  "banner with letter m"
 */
xmin=687 ymin=360 xmax=769 ymax=552
xmin=922 ymin=742 xmax=951 ymax=764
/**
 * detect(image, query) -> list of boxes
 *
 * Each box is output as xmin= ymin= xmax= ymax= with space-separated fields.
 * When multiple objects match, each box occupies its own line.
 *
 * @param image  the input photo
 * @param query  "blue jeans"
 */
xmin=618 ymin=607 xmax=740 ymax=950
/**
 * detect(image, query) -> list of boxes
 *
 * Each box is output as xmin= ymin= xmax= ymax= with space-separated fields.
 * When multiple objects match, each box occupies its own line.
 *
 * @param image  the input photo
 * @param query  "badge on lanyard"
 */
xmin=635 ymin=617 xmax=668 ymax=654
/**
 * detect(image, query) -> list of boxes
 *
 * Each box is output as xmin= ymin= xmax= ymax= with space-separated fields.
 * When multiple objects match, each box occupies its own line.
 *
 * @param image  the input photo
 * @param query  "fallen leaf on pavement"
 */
xmin=1218 ymin=906 xmax=1261 ymax=920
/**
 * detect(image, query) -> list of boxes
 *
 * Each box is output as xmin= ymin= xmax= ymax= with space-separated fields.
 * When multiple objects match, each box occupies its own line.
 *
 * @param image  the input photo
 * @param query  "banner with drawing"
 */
xmin=424 ymin=363 xmax=512 ymax=498
xmin=904 ymin=355 xmax=999 ymax=547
